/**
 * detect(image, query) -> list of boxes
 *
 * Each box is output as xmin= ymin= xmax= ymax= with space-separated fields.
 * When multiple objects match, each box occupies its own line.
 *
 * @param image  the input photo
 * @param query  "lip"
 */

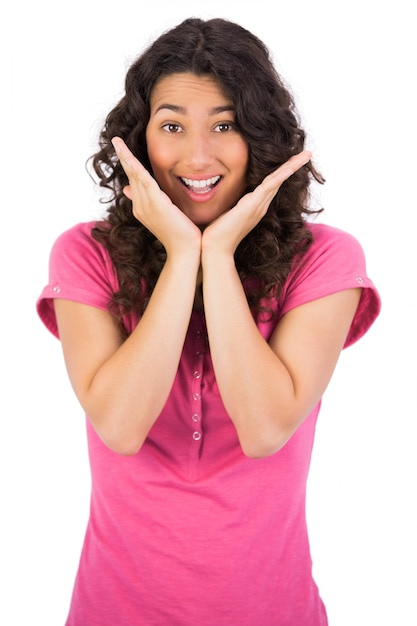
xmin=177 ymin=175 xmax=222 ymax=203
xmin=180 ymin=184 xmax=219 ymax=203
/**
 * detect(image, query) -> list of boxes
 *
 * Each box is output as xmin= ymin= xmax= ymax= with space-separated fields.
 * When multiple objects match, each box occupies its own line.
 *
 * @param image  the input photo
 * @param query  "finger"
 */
xmin=280 ymin=149 xmax=312 ymax=175
xmin=111 ymin=136 xmax=136 ymax=167
xmin=266 ymin=150 xmax=312 ymax=187
xmin=244 ymin=150 xmax=311 ymax=214
xmin=112 ymin=136 xmax=153 ymax=188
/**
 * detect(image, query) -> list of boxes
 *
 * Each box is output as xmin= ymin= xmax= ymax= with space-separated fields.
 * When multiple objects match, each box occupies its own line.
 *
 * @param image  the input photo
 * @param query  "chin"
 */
xmin=189 ymin=205 xmax=230 ymax=227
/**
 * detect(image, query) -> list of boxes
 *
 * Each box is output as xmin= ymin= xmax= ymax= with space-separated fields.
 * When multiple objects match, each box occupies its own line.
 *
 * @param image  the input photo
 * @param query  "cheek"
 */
xmin=147 ymin=142 xmax=166 ymax=169
xmin=147 ymin=148 xmax=173 ymax=186
xmin=146 ymin=129 xmax=171 ymax=175
xmin=229 ymin=141 xmax=249 ymax=174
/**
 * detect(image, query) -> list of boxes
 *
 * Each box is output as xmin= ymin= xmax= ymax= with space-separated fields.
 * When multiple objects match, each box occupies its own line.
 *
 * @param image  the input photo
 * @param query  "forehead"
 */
xmin=150 ymin=72 xmax=231 ymax=109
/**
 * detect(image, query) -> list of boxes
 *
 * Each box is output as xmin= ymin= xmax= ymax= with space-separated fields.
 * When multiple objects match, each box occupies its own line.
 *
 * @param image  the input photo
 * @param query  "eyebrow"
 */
xmin=154 ymin=104 xmax=235 ymax=115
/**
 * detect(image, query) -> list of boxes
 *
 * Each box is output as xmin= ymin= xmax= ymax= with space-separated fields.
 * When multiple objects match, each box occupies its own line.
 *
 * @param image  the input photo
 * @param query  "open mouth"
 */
xmin=179 ymin=175 xmax=221 ymax=194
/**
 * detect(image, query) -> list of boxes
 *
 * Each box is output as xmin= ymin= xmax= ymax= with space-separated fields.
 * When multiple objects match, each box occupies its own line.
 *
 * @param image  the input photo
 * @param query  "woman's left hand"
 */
xmin=202 ymin=150 xmax=312 ymax=254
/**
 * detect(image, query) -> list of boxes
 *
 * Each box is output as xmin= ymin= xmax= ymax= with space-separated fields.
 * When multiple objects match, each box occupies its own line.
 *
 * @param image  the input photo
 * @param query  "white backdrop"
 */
xmin=1 ymin=1 xmax=416 ymax=625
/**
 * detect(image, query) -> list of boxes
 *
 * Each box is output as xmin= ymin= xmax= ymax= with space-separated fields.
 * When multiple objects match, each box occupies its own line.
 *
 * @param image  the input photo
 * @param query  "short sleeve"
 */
xmin=36 ymin=222 xmax=118 ymax=338
xmin=278 ymin=223 xmax=381 ymax=348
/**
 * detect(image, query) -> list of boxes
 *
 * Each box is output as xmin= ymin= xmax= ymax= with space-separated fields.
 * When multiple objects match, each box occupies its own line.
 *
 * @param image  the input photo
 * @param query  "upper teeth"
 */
xmin=181 ymin=176 xmax=220 ymax=189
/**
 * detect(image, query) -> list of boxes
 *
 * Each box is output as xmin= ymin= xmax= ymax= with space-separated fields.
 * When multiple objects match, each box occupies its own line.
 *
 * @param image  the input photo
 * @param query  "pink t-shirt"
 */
xmin=37 ymin=221 xmax=380 ymax=626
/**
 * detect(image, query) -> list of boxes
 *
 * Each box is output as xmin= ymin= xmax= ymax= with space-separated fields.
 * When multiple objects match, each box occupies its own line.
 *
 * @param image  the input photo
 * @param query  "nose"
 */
xmin=183 ymin=131 xmax=214 ymax=171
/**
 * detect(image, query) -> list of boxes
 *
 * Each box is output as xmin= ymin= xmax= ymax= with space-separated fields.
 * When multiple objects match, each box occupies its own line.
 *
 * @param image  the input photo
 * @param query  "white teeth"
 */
xmin=181 ymin=176 xmax=220 ymax=189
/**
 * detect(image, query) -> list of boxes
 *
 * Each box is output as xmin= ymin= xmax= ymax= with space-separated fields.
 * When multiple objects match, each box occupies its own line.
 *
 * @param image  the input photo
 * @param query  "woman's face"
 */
xmin=145 ymin=72 xmax=249 ymax=227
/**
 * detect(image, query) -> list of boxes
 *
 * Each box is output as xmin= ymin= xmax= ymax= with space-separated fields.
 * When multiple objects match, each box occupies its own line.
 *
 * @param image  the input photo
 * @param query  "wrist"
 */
xmin=201 ymin=246 xmax=236 ymax=276
xmin=165 ymin=245 xmax=201 ymax=273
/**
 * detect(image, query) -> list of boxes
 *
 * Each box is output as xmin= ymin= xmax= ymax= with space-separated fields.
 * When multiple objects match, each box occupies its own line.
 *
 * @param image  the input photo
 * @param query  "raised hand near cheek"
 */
xmin=202 ymin=150 xmax=312 ymax=254
xmin=111 ymin=137 xmax=201 ymax=257
xmin=262 ymin=150 xmax=312 ymax=196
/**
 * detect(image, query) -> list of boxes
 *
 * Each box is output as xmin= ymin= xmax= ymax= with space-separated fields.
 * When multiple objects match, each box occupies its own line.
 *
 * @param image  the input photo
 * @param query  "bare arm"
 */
xmin=201 ymin=153 xmax=361 ymax=457
xmin=202 ymin=255 xmax=360 ymax=457
xmin=55 ymin=253 xmax=199 ymax=455
xmin=55 ymin=139 xmax=201 ymax=455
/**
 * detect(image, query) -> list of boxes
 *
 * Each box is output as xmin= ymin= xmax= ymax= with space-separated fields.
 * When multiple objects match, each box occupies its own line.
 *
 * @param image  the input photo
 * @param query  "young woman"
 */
xmin=37 ymin=17 xmax=381 ymax=626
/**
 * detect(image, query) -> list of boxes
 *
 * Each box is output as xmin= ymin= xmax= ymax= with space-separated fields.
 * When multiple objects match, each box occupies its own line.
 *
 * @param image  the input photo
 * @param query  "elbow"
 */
xmin=101 ymin=433 xmax=145 ymax=456
xmin=237 ymin=418 xmax=297 ymax=459
xmin=234 ymin=402 xmax=310 ymax=459
xmin=88 ymin=415 xmax=146 ymax=456
xmin=96 ymin=431 xmax=143 ymax=456
xmin=239 ymin=431 xmax=291 ymax=460
xmin=111 ymin=440 xmax=144 ymax=456
xmin=84 ymin=400 xmax=153 ymax=456
xmin=241 ymin=441 xmax=284 ymax=460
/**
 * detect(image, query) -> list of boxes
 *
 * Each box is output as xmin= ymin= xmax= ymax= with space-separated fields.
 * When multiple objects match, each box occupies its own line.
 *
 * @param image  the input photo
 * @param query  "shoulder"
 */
xmin=51 ymin=220 xmax=108 ymax=258
xmin=37 ymin=221 xmax=117 ymax=338
xmin=293 ymin=221 xmax=370 ymax=285
xmin=278 ymin=221 xmax=381 ymax=347
xmin=47 ymin=221 xmax=115 ymax=280
xmin=306 ymin=221 xmax=366 ymax=258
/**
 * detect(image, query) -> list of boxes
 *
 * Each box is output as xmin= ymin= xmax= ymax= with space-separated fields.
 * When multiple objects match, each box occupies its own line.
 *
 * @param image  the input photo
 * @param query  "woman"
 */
xmin=37 ymin=17 xmax=381 ymax=626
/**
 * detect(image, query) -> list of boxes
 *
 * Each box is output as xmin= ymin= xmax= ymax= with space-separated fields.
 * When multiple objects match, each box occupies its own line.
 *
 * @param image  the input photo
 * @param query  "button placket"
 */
xmin=190 ymin=330 xmax=205 ymax=444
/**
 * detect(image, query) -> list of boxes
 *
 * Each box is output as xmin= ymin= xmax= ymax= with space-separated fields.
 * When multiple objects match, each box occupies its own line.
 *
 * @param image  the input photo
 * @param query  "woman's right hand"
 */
xmin=112 ymin=137 xmax=202 ymax=257
xmin=53 ymin=140 xmax=203 ymax=456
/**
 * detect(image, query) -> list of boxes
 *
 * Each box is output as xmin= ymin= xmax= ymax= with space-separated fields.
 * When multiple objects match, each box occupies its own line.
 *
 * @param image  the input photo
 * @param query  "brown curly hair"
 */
xmin=90 ymin=17 xmax=324 ymax=319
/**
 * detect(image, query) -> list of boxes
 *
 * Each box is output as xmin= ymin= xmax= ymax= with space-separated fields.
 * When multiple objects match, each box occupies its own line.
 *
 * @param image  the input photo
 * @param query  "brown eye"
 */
xmin=214 ymin=122 xmax=235 ymax=133
xmin=161 ymin=123 xmax=183 ymax=133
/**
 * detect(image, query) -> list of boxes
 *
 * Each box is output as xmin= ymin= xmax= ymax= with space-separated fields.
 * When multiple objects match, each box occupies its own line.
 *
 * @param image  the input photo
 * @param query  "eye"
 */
xmin=161 ymin=123 xmax=183 ymax=133
xmin=213 ymin=122 xmax=235 ymax=133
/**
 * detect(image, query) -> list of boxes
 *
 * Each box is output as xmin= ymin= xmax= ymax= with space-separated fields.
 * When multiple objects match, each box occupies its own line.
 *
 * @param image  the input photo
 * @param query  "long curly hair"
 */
xmin=90 ymin=17 xmax=324 ymax=319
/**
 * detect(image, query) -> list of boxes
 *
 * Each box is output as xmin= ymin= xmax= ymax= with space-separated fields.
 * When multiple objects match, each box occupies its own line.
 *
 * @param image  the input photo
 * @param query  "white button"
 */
xmin=356 ymin=276 xmax=364 ymax=284
xmin=52 ymin=285 xmax=60 ymax=294
xmin=192 ymin=413 xmax=200 ymax=422
xmin=192 ymin=431 xmax=202 ymax=441
xmin=193 ymin=393 xmax=201 ymax=401
xmin=193 ymin=370 xmax=201 ymax=379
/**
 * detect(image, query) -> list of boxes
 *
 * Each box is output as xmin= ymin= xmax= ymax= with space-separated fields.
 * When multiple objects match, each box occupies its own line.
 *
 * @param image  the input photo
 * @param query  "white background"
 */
xmin=1 ymin=1 xmax=416 ymax=624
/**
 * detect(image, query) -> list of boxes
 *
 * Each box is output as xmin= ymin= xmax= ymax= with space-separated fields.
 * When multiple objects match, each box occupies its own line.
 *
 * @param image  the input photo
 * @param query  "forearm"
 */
xmin=86 ymin=251 xmax=200 ymax=454
xmin=202 ymin=251 xmax=297 ymax=458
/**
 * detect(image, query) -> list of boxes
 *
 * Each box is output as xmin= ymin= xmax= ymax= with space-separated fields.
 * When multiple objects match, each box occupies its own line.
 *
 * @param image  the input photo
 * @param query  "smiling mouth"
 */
xmin=180 ymin=175 xmax=221 ymax=194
